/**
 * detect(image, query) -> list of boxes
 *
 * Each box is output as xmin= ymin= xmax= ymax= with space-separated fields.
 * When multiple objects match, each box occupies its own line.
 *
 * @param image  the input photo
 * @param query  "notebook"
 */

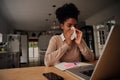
xmin=54 ymin=62 xmax=92 ymax=71
xmin=66 ymin=26 xmax=120 ymax=80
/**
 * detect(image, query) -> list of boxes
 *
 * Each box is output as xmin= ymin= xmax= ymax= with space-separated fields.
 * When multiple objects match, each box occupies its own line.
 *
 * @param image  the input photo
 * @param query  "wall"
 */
xmin=0 ymin=18 xmax=14 ymax=42
xmin=86 ymin=2 xmax=120 ymax=25
xmin=0 ymin=18 xmax=10 ymax=34
xmin=0 ymin=19 xmax=8 ymax=42
xmin=38 ymin=35 xmax=52 ymax=50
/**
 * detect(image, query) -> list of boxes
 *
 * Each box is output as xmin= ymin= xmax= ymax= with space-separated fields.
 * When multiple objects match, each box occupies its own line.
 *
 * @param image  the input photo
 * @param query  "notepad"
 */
xmin=54 ymin=62 xmax=92 ymax=71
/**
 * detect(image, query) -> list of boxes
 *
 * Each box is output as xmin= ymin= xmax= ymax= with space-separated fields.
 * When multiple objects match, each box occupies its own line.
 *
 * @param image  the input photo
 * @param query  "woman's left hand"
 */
xmin=75 ymin=29 xmax=83 ymax=45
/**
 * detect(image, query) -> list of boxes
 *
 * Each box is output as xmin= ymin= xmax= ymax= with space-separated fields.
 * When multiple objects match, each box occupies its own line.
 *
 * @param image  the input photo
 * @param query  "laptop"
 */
xmin=66 ymin=26 xmax=120 ymax=80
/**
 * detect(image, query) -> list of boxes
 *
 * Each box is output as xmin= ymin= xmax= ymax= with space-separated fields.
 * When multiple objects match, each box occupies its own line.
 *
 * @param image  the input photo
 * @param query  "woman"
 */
xmin=44 ymin=3 xmax=94 ymax=66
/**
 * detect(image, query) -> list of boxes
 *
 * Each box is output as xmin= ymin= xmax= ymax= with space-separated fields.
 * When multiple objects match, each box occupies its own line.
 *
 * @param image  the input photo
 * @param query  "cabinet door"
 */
xmin=0 ymin=53 xmax=12 ymax=69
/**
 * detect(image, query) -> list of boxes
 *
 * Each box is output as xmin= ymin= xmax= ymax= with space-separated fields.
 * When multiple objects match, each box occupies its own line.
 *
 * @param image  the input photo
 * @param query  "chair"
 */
xmin=38 ymin=35 xmax=52 ymax=66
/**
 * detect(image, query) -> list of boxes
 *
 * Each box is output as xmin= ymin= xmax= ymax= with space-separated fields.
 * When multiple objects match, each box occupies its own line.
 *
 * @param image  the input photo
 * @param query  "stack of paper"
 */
xmin=54 ymin=62 xmax=92 ymax=71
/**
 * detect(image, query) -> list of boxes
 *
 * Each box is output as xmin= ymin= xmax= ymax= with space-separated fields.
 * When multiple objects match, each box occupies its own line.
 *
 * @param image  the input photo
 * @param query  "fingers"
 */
xmin=75 ymin=29 xmax=83 ymax=45
xmin=65 ymin=29 xmax=74 ymax=45
xmin=76 ymin=29 xmax=82 ymax=37
xmin=64 ymin=29 xmax=74 ymax=39
xmin=67 ymin=28 xmax=74 ymax=38
xmin=76 ymin=29 xmax=82 ymax=33
xmin=69 ymin=28 xmax=74 ymax=35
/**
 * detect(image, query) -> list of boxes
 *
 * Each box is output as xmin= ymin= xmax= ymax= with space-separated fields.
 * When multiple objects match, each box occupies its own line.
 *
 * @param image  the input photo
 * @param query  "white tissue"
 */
xmin=71 ymin=27 xmax=77 ymax=40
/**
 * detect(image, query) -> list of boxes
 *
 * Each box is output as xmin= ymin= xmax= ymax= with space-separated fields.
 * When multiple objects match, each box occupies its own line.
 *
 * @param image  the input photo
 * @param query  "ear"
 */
xmin=60 ymin=24 xmax=64 ymax=30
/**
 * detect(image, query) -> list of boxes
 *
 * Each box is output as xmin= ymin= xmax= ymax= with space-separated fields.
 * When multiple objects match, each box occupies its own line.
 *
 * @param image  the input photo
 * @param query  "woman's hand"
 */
xmin=75 ymin=29 xmax=83 ymax=45
xmin=64 ymin=29 xmax=74 ymax=46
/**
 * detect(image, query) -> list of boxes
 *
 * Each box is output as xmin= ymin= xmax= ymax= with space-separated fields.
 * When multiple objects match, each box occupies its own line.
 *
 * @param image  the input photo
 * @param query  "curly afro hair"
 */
xmin=55 ymin=3 xmax=80 ymax=24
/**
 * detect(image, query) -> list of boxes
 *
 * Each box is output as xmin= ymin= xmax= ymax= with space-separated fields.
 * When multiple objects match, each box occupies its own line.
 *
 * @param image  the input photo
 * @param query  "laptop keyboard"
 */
xmin=78 ymin=65 xmax=95 ymax=77
xmin=66 ymin=64 xmax=95 ymax=80
xmin=80 ymin=69 xmax=94 ymax=77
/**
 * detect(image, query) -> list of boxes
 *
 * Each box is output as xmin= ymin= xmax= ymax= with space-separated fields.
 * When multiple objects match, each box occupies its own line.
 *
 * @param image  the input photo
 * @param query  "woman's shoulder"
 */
xmin=52 ymin=35 xmax=60 ymax=38
xmin=50 ymin=35 xmax=61 ymax=41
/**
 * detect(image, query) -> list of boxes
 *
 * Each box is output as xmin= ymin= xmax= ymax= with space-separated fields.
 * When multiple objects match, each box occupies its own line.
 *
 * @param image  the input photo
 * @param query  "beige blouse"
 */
xmin=44 ymin=35 xmax=94 ymax=66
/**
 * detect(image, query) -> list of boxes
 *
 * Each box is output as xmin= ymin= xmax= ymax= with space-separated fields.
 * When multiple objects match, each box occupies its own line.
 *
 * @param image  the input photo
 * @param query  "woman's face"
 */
xmin=61 ymin=18 xmax=77 ymax=33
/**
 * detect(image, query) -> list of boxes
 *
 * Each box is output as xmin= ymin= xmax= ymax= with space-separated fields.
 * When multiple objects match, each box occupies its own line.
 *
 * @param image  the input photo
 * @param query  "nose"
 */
xmin=71 ymin=26 xmax=75 ymax=30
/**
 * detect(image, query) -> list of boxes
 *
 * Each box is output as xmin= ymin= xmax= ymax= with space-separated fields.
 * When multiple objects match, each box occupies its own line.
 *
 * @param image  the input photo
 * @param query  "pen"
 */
xmin=74 ymin=62 xmax=77 ymax=65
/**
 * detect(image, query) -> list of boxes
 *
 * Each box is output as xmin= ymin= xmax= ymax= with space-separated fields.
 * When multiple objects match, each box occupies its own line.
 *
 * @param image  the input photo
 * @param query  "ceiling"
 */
xmin=0 ymin=0 xmax=119 ymax=32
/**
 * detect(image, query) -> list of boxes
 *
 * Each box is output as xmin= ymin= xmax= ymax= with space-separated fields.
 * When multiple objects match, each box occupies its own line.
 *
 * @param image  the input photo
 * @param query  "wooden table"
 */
xmin=0 ymin=60 xmax=97 ymax=80
xmin=0 ymin=66 xmax=80 ymax=80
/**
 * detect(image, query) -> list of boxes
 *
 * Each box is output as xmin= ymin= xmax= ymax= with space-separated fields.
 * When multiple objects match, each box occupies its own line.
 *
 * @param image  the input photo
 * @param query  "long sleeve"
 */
xmin=44 ymin=36 xmax=70 ymax=66
xmin=78 ymin=39 xmax=94 ymax=61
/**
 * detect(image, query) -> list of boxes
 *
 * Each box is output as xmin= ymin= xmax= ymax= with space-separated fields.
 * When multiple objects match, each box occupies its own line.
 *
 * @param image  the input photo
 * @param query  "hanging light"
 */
xmin=50 ymin=4 xmax=60 ymax=30
xmin=51 ymin=20 xmax=59 ymax=29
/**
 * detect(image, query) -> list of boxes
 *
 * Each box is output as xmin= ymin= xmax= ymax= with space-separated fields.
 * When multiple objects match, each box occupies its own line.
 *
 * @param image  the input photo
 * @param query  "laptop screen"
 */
xmin=66 ymin=26 xmax=120 ymax=80
xmin=91 ymin=26 xmax=120 ymax=80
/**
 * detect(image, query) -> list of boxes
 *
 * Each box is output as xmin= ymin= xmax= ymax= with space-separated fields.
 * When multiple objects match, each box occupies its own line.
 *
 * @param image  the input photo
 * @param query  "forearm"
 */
xmin=44 ymin=43 xmax=70 ymax=66
xmin=80 ymin=47 xmax=94 ymax=61
xmin=78 ymin=40 xmax=94 ymax=61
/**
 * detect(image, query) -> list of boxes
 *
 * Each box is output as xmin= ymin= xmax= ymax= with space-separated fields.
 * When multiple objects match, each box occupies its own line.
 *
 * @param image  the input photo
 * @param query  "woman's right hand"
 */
xmin=64 ymin=29 xmax=74 ymax=46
